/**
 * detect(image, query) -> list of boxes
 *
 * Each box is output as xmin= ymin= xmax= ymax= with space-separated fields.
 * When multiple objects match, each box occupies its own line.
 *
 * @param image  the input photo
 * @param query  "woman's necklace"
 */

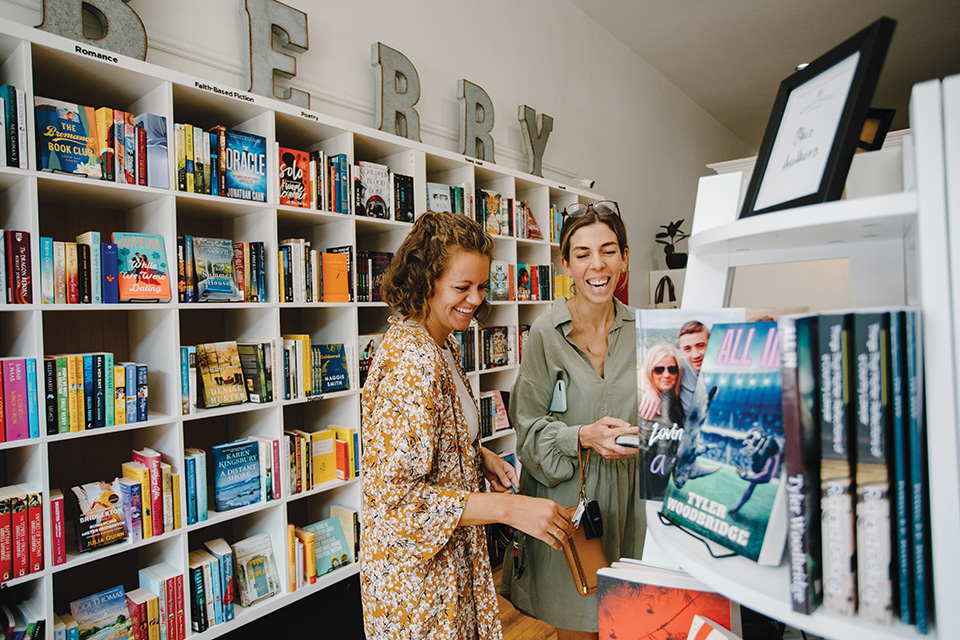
xmin=571 ymin=296 xmax=611 ymax=357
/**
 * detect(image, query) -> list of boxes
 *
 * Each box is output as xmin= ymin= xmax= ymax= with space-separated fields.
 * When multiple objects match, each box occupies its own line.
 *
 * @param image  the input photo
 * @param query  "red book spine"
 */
xmin=24 ymin=487 xmax=41 ymax=573
xmin=126 ymin=594 xmax=145 ymax=640
xmin=50 ymin=490 xmax=66 ymax=565
xmin=335 ymin=438 xmax=349 ymax=480
xmin=137 ymin=125 xmax=147 ymax=186
xmin=133 ymin=449 xmax=164 ymax=536
xmin=10 ymin=489 xmax=27 ymax=577
xmin=174 ymin=573 xmax=186 ymax=640
xmin=5 ymin=230 xmax=32 ymax=304
xmin=0 ymin=491 xmax=11 ymax=581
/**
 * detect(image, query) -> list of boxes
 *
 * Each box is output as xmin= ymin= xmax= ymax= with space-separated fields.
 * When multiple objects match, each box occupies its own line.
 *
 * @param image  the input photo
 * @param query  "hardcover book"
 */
xmin=392 ymin=172 xmax=415 ymax=222
xmin=662 ymin=321 xmax=787 ymax=565
xmin=69 ymin=478 xmax=127 ymax=552
xmin=211 ymin=438 xmax=260 ymax=512
xmin=192 ymin=237 xmax=241 ymax=301
xmin=196 ymin=341 xmax=247 ymax=408
xmin=318 ymin=343 xmax=350 ymax=393
xmin=303 ymin=516 xmax=352 ymax=576
xmin=34 ymin=97 xmax=102 ymax=177
xmin=231 ymin=533 xmax=281 ymax=606
xmin=477 ymin=188 xmax=503 ymax=235
xmin=634 ymin=309 xmax=745 ymax=500
xmin=321 ymin=252 xmax=350 ymax=303
xmin=69 ymin=585 xmax=133 ymax=640
xmin=354 ymin=160 xmax=389 ymax=218
xmin=111 ymin=232 xmax=171 ymax=302
xmin=278 ymin=146 xmax=311 ymax=208
xmin=132 ymin=113 xmax=169 ymax=189
xmin=224 ymin=129 xmax=267 ymax=202
xmin=488 ymin=261 xmax=511 ymax=302
xmin=426 ymin=182 xmax=454 ymax=213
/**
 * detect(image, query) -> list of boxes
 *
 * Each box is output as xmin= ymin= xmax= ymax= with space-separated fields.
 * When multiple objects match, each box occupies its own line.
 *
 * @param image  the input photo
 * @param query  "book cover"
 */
xmin=211 ymin=438 xmax=260 ymax=512
xmin=354 ymin=160 xmax=390 ymax=218
xmin=905 ymin=310 xmax=931 ymax=633
xmin=8 ymin=486 xmax=26 ymax=577
xmin=329 ymin=503 xmax=360 ymax=561
xmin=520 ymin=200 xmax=543 ymax=240
xmin=133 ymin=113 xmax=169 ymax=189
xmin=816 ymin=313 xmax=857 ymax=616
xmin=132 ymin=448 xmax=163 ymax=537
xmin=69 ymin=478 xmax=127 ymax=552
xmin=50 ymin=488 xmax=66 ymax=565
xmin=477 ymin=188 xmax=503 ymax=235
xmin=203 ymin=538 xmax=235 ymax=621
xmin=662 ymin=322 xmax=787 ymax=565
xmin=303 ymin=516 xmax=352 ymax=575
xmin=236 ymin=342 xmax=269 ymax=403
xmin=2 ymin=358 xmax=30 ymax=441
xmin=426 ymin=182 xmax=454 ymax=213
xmin=278 ymin=146 xmax=311 ymax=208
xmin=117 ymin=476 xmax=142 ymax=543
xmin=778 ymin=314 xmax=823 ymax=614
xmin=488 ymin=261 xmax=511 ymax=302
xmin=231 ymin=533 xmax=281 ymax=606
xmin=77 ymin=243 xmax=91 ymax=303
xmin=321 ymin=252 xmax=350 ymax=303
xmin=224 ymin=129 xmax=267 ymax=202
xmin=66 ymin=241 xmax=78 ymax=304
xmin=191 ymin=237 xmax=241 ymax=301
xmin=184 ymin=447 xmax=208 ymax=522
xmin=34 ymin=97 xmax=102 ymax=177
xmin=100 ymin=242 xmax=119 ymax=304
xmin=112 ymin=232 xmax=171 ymax=302
xmin=597 ymin=562 xmax=739 ymax=640
xmin=41 ymin=236 xmax=54 ymax=304
xmin=21 ymin=484 xmax=41 ymax=573
xmin=392 ymin=172 xmax=414 ymax=222
xmin=318 ymin=343 xmax=349 ymax=393
xmin=69 ymin=585 xmax=133 ymax=640
xmin=196 ymin=341 xmax=247 ymax=408
xmin=358 ymin=334 xmax=384 ymax=388
xmin=310 ymin=429 xmax=337 ymax=486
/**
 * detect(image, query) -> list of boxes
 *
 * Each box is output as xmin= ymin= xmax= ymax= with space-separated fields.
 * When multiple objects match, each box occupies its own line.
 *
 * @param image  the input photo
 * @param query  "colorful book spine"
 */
xmin=133 ymin=448 xmax=164 ymax=537
xmin=50 ymin=488 xmax=66 ymax=565
xmin=114 ymin=364 xmax=126 ymax=426
xmin=55 ymin=355 xmax=68 ymax=433
xmin=2 ymin=358 xmax=29 ymax=441
xmin=22 ymin=484 xmax=41 ymax=573
xmin=905 ymin=310 xmax=930 ymax=633
xmin=118 ymin=476 xmax=143 ymax=543
xmin=122 ymin=460 xmax=152 ymax=538
xmin=101 ymin=242 xmax=119 ymax=304
xmin=40 ymin=236 xmax=54 ymax=304
xmin=25 ymin=358 xmax=39 ymax=439
xmin=43 ymin=356 xmax=57 ymax=436
xmin=137 ymin=363 xmax=149 ymax=421
xmin=76 ymin=231 xmax=101 ymax=303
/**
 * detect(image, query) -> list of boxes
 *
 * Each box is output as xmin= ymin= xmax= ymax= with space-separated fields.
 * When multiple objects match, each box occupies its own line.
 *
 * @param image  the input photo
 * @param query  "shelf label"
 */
xmin=72 ymin=45 xmax=119 ymax=64
xmin=300 ymin=111 xmax=319 ymax=121
xmin=194 ymin=81 xmax=255 ymax=103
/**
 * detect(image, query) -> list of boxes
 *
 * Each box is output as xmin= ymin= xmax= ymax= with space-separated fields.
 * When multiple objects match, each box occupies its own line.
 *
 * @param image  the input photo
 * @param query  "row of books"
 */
xmin=187 ymin=539 xmax=236 ymax=631
xmin=38 ymin=231 xmax=172 ymax=304
xmin=286 ymin=511 xmax=355 ymax=592
xmin=426 ymin=181 xmax=473 ymax=217
xmin=0 ymin=597 xmax=44 ymax=640
xmin=479 ymin=325 xmax=521 ymax=370
xmin=1 ymin=85 xmax=28 ymax=170
xmin=478 ymin=390 xmax=510 ymax=439
xmin=488 ymin=260 xmax=553 ymax=302
xmin=177 ymin=235 xmax=262 ymax=303
xmin=174 ymin=123 xmax=266 ymax=202
xmin=2 ymin=229 xmax=32 ymax=304
xmin=356 ymin=250 xmax=393 ymax=302
xmin=41 ymin=354 xmax=148 ymax=435
xmin=1 ymin=358 xmax=40 ymax=442
xmin=452 ymin=327 xmax=477 ymax=373
xmin=476 ymin=189 xmax=543 ymax=240
xmin=277 ymin=239 xmax=351 ymax=303
xmin=35 ymin=98 xmax=168 ymax=187
xmin=0 ymin=483 xmax=42 ymax=584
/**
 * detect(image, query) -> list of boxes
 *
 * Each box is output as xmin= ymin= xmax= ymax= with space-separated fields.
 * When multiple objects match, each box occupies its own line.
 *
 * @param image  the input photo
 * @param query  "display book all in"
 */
xmin=630 ymin=308 xmax=746 ymax=500
xmin=111 ymin=232 xmax=172 ymax=302
xmin=231 ymin=532 xmax=281 ymax=606
xmin=660 ymin=321 xmax=788 ymax=565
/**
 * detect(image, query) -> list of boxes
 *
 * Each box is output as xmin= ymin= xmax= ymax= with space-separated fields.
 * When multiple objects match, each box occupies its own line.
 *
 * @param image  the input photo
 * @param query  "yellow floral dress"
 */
xmin=360 ymin=319 xmax=502 ymax=639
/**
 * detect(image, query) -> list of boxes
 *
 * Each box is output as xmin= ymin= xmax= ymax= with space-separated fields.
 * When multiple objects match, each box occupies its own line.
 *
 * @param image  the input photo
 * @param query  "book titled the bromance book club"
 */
xmin=662 ymin=322 xmax=787 ymax=565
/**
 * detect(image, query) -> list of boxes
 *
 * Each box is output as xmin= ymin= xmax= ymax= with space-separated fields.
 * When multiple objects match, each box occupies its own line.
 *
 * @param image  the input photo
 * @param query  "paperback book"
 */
xmin=224 ymin=129 xmax=267 ymax=202
xmin=192 ymin=237 xmax=242 ymax=301
xmin=303 ymin=516 xmax=352 ymax=576
xmin=354 ymin=160 xmax=390 ymax=218
xmin=34 ymin=98 xmax=102 ymax=177
xmin=111 ymin=232 xmax=171 ymax=302
xmin=211 ymin=438 xmax=260 ymax=512
xmin=662 ymin=321 xmax=787 ymax=565
xmin=196 ymin=341 xmax=247 ymax=408
xmin=69 ymin=585 xmax=133 ymax=640
xmin=231 ymin=533 xmax=281 ymax=606
xmin=69 ymin=478 xmax=127 ymax=552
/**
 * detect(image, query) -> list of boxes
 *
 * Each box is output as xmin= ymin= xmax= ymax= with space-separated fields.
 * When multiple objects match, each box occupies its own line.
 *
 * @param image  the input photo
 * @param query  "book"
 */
xmin=292 ymin=527 xmax=317 ymax=584
xmin=477 ymin=188 xmax=503 ymax=235
xmin=597 ymin=562 xmax=740 ymax=640
xmin=358 ymin=334 xmax=384 ymax=388
xmin=191 ymin=237 xmax=241 ymax=301
xmin=426 ymin=182 xmax=454 ymax=213
xmin=303 ymin=515 xmax=352 ymax=575
xmin=122 ymin=460 xmax=152 ymax=539
xmin=488 ymin=261 xmax=511 ymax=302
xmin=2 ymin=358 xmax=30 ymax=441
xmin=49 ymin=488 xmax=66 ymax=565
xmin=777 ymin=314 xmax=823 ymax=614
xmin=133 ymin=113 xmax=169 ymax=189
xmin=662 ymin=322 xmax=787 ymax=565
xmin=125 ymin=587 xmax=158 ymax=640
xmin=196 ymin=341 xmax=247 ymax=408
xmin=117 ymin=476 xmax=143 ymax=543
xmin=236 ymin=341 xmax=270 ymax=403
xmin=69 ymin=585 xmax=133 ymax=640
xmin=392 ymin=172 xmax=415 ymax=222
xmin=224 ymin=128 xmax=267 ymax=202
xmin=34 ymin=98 xmax=102 ymax=177
xmin=211 ymin=438 xmax=260 ymax=512
xmin=76 ymin=231 xmax=101 ymax=304
xmin=329 ymin=503 xmax=360 ymax=561
xmin=101 ymin=242 xmax=119 ymax=304
xmin=5 ymin=229 xmax=32 ymax=304
xmin=354 ymin=160 xmax=390 ymax=218
xmin=318 ymin=343 xmax=350 ymax=393
xmin=184 ymin=447 xmax=208 ymax=522
xmin=310 ymin=429 xmax=337 ymax=485
xmin=231 ymin=533 xmax=281 ymax=606
xmin=112 ymin=232 xmax=172 ymax=302
xmin=69 ymin=478 xmax=127 ymax=552
xmin=203 ymin=538 xmax=235 ymax=621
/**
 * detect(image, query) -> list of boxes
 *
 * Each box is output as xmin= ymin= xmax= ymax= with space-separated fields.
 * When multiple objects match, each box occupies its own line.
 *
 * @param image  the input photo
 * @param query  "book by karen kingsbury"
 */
xmin=196 ymin=341 xmax=247 ymax=408
xmin=211 ymin=438 xmax=260 ymax=512
xmin=69 ymin=585 xmax=133 ymax=640
xmin=662 ymin=321 xmax=787 ymax=565
xmin=111 ymin=232 xmax=171 ymax=302
xmin=69 ymin=478 xmax=127 ymax=552
xmin=192 ymin=237 xmax=242 ymax=301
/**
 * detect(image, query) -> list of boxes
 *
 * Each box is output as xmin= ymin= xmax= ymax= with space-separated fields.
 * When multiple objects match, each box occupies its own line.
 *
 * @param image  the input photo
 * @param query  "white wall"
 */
xmin=4 ymin=0 xmax=753 ymax=304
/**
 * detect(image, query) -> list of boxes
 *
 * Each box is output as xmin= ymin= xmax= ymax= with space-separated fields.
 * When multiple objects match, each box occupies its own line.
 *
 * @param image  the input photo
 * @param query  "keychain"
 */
xmin=575 ymin=446 xmax=603 ymax=540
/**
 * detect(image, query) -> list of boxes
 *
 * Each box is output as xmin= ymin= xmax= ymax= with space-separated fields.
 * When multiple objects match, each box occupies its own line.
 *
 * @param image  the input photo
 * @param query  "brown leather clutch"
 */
xmin=561 ymin=505 xmax=608 ymax=596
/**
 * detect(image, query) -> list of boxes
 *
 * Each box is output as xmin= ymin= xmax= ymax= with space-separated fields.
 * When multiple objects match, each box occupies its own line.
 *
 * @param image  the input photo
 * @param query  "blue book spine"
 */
xmin=220 ymin=549 xmax=234 ymax=620
xmin=195 ymin=450 xmax=208 ymax=521
xmin=180 ymin=346 xmax=190 ymax=415
xmin=124 ymin=362 xmax=138 ymax=423
xmin=209 ymin=132 xmax=219 ymax=197
xmin=101 ymin=242 xmax=119 ymax=304
xmin=93 ymin=353 xmax=105 ymax=428
xmin=25 ymin=358 xmax=39 ymax=438
xmin=133 ymin=113 xmax=169 ymax=189
xmin=183 ymin=235 xmax=195 ymax=303
xmin=185 ymin=454 xmax=198 ymax=524
xmin=103 ymin=352 xmax=114 ymax=427
xmin=119 ymin=477 xmax=143 ymax=542
xmin=208 ymin=553 xmax=223 ymax=624
xmin=889 ymin=310 xmax=912 ymax=624
xmin=905 ymin=310 xmax=930 ymax=633
xmin=136 ymin=363 xmax=148 ymax=422
xmin=40 ymin=236 xmax=54 ymax=304
xmin=82 ymin=354 xmax=94 ymax=429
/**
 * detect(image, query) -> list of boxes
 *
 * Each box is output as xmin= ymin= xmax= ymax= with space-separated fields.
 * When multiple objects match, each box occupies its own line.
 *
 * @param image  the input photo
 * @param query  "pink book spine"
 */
xmin=163 ymin=573 xmax=176 ymax=640
xmin=0 ymin=493 xmax=11 ymax=581
xmin=10 ymin=490 xmax=27 ymax=577
xmin=272 ymin=438 xmax=282 ymax=499
xmin=51 ymin=490 xmax=66 ymax=565
xmin=133 ymin=449 xmax=164 ymax=536
xmin=25 ymin=487 xmax=42 ymax=573
xmin=2 ymin=359 xmax=29 ymax=441
xmin=174 ymin=573 xmax=186 ymax=640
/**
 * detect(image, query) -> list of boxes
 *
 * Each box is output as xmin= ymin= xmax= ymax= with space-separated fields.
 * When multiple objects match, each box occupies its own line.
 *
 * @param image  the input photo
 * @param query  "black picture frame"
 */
xmin=739 ymin=17 xmax=896 ymax=219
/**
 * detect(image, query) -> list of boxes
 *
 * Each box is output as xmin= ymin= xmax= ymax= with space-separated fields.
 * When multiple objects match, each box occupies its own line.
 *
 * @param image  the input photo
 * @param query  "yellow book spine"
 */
xmin=311 ymin=429 xmax=336 ymax=485
xmin=122 ymin=462 xmax=152 ymax=538
xmin=67 ymin=354 xmax=80 ymax=431
xmin=114 ymin=365 xmax=126 ymax=425
xmin=146 ymin=594 xmax=160 ymax=640
xmin=184 ymin=123 xmax=194 ymax=193
xmin=287 ymin=523 xmax=297 ymax=592
xmin=330 ymin=426 xmax=356 ymax=479
xmin=171 ymin=472 xmax=181 ymax=530
xmin=294 ymin=527 xmax=317 ymax=584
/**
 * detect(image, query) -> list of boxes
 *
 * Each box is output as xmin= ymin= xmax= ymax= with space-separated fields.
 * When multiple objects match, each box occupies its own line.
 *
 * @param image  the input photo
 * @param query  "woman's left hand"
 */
xmin=479 ymin=446 xmax=519 ymax=493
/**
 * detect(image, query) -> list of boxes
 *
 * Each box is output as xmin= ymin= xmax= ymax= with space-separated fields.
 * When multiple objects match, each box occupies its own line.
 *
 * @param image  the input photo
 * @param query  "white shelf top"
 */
xmin=689 ymin=191 xmax=918 ymax=257
xmin=644 ymin=502 xmax=932 ymax=640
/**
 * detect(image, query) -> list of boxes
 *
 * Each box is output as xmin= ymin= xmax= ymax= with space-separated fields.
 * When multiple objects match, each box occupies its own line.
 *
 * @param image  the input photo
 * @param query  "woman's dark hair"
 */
xmin=559 ymin=209 xmax=629 ymax=262
xmin=380 ymin=210 xmax=495 ymax=322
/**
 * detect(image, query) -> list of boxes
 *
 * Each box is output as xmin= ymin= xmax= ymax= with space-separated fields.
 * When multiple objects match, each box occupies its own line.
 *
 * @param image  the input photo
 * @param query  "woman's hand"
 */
xmin=479 ymin=446 xmax=519 ymax=493
xmin=638 ymin=388 xmax=661 ymax=421
xmin=579 ymin=417 xmax=639 ymax=459
xmin=504 ymin=495 xmax=574 ymax=551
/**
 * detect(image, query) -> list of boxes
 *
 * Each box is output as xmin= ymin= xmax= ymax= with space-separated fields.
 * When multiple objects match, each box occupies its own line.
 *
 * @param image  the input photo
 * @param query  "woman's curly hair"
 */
xmin=380 ymin=210 xmax=495 ymax=322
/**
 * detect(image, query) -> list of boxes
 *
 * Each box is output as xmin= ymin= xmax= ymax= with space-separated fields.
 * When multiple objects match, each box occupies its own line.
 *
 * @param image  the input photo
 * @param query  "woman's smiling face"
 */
xmin=422 ymin=248 xmax=490 ymax=345
xmin=561 ymin=222 xmax=627 ymax=304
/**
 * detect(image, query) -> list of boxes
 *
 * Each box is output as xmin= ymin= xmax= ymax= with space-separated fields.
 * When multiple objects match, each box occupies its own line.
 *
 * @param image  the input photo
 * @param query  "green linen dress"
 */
xmin=500 ymin=297 xmax=644 ymax=632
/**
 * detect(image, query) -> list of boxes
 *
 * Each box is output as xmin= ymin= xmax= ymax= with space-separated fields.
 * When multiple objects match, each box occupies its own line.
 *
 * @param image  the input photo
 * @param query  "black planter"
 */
xmin=666 ymin=252 xmax=688 ymax=270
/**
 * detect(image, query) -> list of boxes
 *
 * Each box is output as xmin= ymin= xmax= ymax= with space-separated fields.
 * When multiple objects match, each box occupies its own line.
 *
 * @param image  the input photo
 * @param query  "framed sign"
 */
xmin=740 ymin=17 xmax=895 ymax=218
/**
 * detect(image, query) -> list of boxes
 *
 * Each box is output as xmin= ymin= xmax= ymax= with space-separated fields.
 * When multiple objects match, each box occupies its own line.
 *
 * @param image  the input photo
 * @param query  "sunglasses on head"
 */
xmin=563 ymin=200 xmax=621 ymax=219
xmin=653 ymin=365 xmax=679 ymax=374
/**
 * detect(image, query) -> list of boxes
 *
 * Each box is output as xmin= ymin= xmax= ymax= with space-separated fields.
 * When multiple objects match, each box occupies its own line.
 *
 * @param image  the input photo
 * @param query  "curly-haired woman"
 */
xmin=359 ymin=210 xmax=572 ymax=639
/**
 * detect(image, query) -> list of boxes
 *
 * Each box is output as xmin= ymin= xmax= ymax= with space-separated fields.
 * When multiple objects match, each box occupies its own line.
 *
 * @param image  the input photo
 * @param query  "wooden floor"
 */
xmin=494 ymin=567 xmax=559 ymax=640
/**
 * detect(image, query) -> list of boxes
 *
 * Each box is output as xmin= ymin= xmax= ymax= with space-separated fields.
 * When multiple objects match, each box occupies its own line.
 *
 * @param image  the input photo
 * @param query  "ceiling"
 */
xmin=569 ymin=0 xmax=960 ymax=151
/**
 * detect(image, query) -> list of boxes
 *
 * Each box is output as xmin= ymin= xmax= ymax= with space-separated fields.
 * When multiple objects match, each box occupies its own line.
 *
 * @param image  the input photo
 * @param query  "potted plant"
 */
xmin=656 ymin=219 xmax=689 ymax=269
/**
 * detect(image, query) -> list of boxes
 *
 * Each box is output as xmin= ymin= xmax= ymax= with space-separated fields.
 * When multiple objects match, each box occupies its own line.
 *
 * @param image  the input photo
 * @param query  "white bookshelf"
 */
xmin=644 ymin=75 xmax=960 ymax=639
xmin=0 ymin=17 xmax=600 ymax=637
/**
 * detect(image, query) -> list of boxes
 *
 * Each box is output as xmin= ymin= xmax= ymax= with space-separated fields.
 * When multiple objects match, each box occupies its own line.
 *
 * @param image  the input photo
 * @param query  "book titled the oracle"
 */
xmin=112 ymin=232 xmax=172 ymax=302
